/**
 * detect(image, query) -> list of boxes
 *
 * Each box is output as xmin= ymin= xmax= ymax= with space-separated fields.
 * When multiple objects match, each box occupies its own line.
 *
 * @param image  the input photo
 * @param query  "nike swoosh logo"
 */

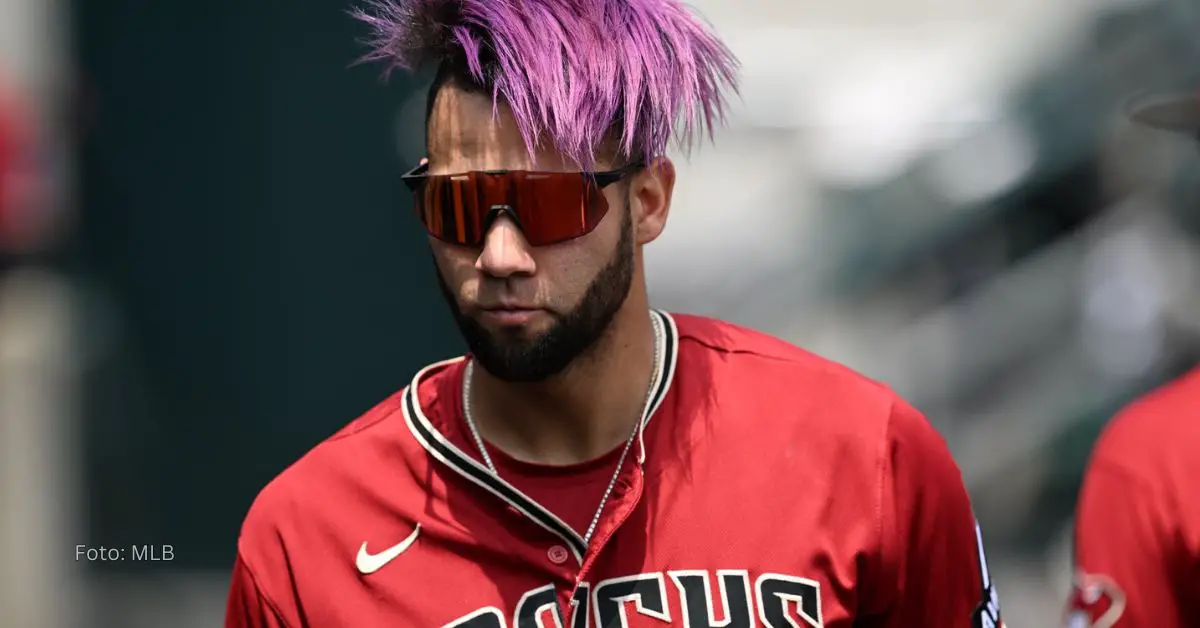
xmin=356 ymin=524 xmax=421 ymax=575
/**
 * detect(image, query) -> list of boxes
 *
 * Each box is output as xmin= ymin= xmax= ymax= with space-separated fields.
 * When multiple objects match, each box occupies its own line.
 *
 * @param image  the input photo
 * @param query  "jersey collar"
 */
xmin=401 ymin=309 xmax=679 ymax=563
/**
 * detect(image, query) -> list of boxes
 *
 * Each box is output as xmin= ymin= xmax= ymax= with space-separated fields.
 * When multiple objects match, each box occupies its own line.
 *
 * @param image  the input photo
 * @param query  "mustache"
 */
xmin=457 ymin=286 xmax=558 ymax=316
xmin=472 ymin=297 xmax=543 ymax=310
xmin=469 ymin=300 xmax=563 ymax=320
xmin=468 ymin=278 xmax=548 ymax=312
xmin=426 ymin=250 xmax=541 ymax=312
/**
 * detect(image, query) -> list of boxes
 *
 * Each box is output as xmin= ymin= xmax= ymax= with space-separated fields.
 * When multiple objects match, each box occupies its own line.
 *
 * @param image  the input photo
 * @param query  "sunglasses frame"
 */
xmin=400 ymin=160 xmax=647 ymax=190
xmin=400 ymin=159 xmax=648 ymax=246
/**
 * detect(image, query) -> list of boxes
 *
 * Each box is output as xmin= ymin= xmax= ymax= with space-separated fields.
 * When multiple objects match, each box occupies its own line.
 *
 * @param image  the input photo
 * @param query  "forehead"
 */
xmin=425 ymin=84 xmax=620 ymax=173
xmin=426 ymin=85 xmax=568 ymax=172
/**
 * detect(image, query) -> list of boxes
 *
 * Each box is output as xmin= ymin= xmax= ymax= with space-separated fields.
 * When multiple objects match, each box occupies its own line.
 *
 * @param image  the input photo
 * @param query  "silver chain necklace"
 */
xmin=461 ymin=313 xmax=664 ymax=548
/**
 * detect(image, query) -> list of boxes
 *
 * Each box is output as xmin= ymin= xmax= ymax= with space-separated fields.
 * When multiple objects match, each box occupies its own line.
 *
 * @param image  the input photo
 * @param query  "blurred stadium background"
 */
xmin=2 ymin=0 xmax=1199 ymax=625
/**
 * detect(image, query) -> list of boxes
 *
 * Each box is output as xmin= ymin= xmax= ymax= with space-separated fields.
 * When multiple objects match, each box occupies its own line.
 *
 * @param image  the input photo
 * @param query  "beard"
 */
xmin=434 ymin=205 xmax=635 ymax=383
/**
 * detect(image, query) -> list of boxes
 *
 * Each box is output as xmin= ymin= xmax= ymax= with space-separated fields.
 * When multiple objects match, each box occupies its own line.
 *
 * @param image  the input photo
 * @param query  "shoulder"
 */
xmin=666 ymin=315 xmax=969 ymax=580
xmin=236 ymin=389 xmax=408 ymax=550
xmin=667 ymin=313 xmax=947 ymax=474
xmin=236 ymin=356 xmax=465 ymax=556
xmin=670 ymin=312 xmax=904 ymax=426
xmin=1087 ymin=365 xmax=1200 ymax=478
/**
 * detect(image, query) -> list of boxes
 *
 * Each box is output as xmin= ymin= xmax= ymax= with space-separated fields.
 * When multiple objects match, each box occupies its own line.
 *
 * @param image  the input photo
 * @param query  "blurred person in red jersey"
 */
xmin=1063 ymin=92 xmax=1200 ymax=628
xmin=224 ymin=1 xmax=1004 ymax=626
xmin=0 ymin=84 xmax=26 ymax=272
xmin=0 ymin=80 xmax=50 ymax=274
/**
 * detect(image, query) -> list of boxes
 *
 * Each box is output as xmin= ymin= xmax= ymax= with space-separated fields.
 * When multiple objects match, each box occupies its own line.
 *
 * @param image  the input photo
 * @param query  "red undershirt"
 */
xmin=447 ymin=361 xmax=626 ymax=536
xmin=483 ymin=438 xmax=626 ymax=537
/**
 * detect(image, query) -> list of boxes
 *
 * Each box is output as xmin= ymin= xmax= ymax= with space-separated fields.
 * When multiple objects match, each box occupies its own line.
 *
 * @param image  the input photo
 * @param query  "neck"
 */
xmin=467 ymin=297 xmax=658 ymax=466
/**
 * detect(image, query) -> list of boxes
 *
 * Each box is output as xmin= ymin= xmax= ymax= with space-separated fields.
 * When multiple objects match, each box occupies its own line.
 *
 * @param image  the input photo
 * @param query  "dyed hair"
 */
xmin=353 ymin=0 xmax=740 ymax=168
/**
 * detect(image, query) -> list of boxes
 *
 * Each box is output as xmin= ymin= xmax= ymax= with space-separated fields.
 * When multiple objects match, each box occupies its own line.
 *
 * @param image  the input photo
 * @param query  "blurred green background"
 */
xmin=72 ymin=0 xmax=459 ymax=570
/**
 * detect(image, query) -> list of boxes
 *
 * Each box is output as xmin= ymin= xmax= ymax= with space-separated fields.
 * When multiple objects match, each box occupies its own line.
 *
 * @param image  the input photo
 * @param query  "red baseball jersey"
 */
xmin=226 ymin=311 xmax=1002 ymax=627
xmin=0 ymin=89 xmax=19 ymax=246
xmin=1065 ymin=366 xmax=1200 ymax=627
xmin=0 ymin=85 xmax=40 ymax=252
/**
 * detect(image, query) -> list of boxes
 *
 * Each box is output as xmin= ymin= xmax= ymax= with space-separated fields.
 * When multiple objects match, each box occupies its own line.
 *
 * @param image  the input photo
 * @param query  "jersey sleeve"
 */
xmin=1065 ymin=461 xmax=1182 ymax=628
xmin=865 ymin=397 xmax=1003 ymax=627
xmin=224 ymin=552 xmax=291 ymax=628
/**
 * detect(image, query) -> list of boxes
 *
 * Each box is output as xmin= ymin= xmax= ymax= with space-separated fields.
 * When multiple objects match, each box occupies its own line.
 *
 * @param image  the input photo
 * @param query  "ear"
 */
xmin=631 ymin=157 xmax=675 ymax=245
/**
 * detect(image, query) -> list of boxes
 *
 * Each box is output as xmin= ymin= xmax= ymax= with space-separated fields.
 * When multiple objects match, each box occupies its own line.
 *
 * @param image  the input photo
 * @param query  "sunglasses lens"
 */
xmin=412 ymin=171 xmax=612 ymax=246
xmin=514 ymin=174 xmax=609 ymax=246
xmin=414 ymin=174 xmax=487 ymax=246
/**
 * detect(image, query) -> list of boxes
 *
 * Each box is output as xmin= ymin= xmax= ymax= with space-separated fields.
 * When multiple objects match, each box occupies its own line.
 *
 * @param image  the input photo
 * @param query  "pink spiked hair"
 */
xmin=353 ymin=0 xmax=740 ymax=168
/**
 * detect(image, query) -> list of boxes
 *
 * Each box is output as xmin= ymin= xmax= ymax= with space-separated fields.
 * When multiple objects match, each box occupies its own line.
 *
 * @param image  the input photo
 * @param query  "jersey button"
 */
xmin=547 ymin=545 xmax=569 ymax=565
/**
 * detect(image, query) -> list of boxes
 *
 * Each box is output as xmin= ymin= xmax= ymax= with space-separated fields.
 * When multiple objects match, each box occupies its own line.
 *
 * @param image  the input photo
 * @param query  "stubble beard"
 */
xmin=434 ymin=206 xmax=635 ymax=383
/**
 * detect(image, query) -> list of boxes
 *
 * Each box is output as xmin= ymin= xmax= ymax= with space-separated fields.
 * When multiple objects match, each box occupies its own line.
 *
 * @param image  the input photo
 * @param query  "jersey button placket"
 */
xmin=547 ymin=545 xmax=569 ymax=565
xmin=577 ymin=467 xmax=644 ymax=583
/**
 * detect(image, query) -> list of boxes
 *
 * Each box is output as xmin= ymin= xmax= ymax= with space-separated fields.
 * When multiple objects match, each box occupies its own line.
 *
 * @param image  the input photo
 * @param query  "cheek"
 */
xmin=429 ymin=240 xmax=479 ymax=291
xmin=536 ymin=250 xmax=589 ymax=284
xmin=528 ymin=251 xmax=589 ymax=309
xmin=535 ymin=221 xmax=620 ymax=299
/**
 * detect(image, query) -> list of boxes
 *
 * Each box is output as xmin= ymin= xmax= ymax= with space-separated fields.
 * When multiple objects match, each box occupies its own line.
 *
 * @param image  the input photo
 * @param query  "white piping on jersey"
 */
xmin=401 ymin=309 xmax=680 ymax=565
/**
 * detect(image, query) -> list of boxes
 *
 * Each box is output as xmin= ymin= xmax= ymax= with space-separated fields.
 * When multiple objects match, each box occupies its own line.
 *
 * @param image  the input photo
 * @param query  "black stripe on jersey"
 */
xmin=404 ymin=383 xmax=589 ymax=561
xmin=649 ymin=310 xmax=676 ymax=417
xmin=402 ymin=310 xmax=679 ymax=565
xmin=972 ymin=520 xmax=1002 ymax=628
xmin=634 ymin=310 xmax=676 ymax=460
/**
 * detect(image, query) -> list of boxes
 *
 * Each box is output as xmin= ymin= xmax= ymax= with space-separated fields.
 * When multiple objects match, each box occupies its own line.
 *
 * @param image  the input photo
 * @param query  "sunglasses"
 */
xmin=401 ymin=160 xmax=644 ymax=247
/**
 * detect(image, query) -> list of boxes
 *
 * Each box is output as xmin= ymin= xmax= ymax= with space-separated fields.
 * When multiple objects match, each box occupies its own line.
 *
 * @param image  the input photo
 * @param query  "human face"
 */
xmin=425 ymin=84 xmax=638 ymax=382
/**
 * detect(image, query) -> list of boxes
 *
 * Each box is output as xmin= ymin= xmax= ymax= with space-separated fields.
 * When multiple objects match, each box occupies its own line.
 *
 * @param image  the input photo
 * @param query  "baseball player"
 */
xmin=0 ymin=82 xmax=34 ymax=270
xmin=225 ymin=1 xmax=1004 ymax=625
xmin=1063 ymin=92 xmax=1200 ymax=628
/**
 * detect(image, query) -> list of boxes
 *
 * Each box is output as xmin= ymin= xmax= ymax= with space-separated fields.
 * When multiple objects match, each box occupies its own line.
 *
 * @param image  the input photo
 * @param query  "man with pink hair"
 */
xmin=226 ymin=1 xmax=1004 ymax=625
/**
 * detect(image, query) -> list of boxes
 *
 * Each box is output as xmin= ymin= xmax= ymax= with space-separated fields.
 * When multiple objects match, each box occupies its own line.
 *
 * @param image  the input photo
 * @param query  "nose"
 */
xmin=475 ymin=214 xmax=536 ymax=278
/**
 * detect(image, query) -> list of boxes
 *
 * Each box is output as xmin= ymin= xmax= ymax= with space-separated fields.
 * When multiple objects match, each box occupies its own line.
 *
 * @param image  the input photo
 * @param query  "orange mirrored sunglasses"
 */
xmin=401 ymin=161 xmax=644 ymax=247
